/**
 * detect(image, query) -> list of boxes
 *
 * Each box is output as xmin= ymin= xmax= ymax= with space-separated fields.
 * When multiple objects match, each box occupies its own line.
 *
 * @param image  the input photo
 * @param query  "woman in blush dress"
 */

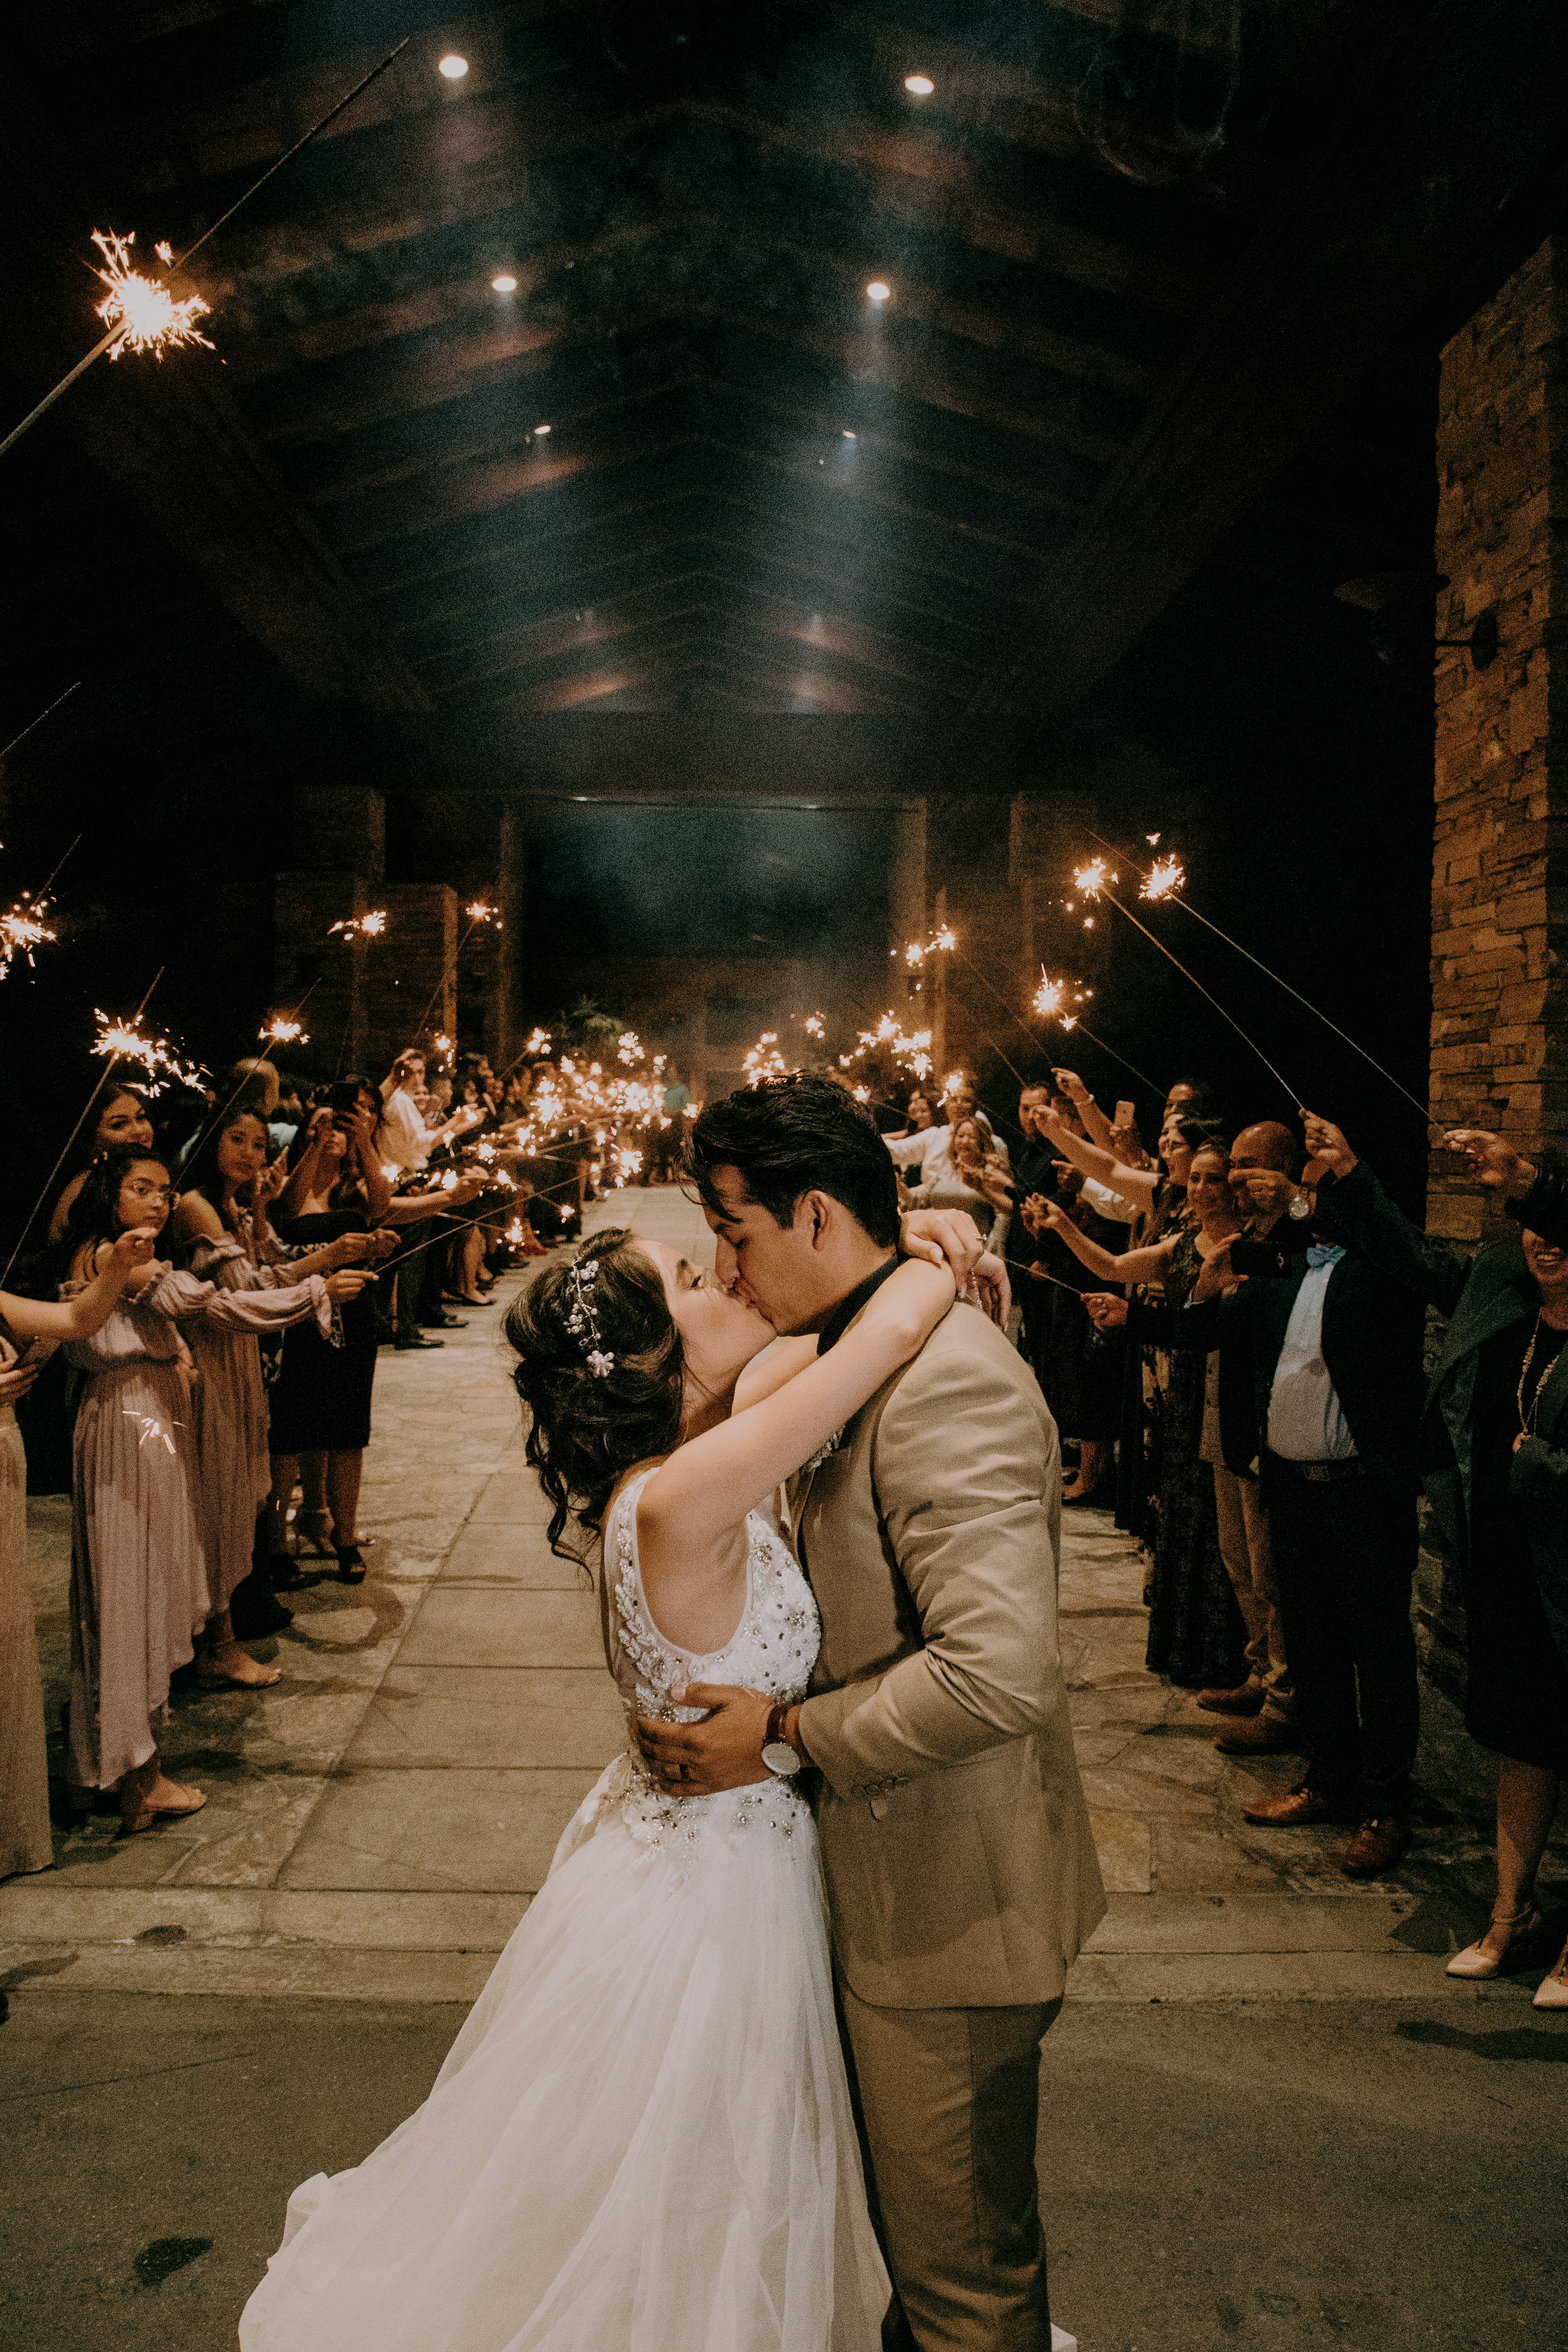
xmin=0 ymin=1225 xmax=164 ymax=1880
xmin=169 ymin=1107 xmax=380 ymax=1684
xmin=241 ymin=1225 xmax=982 ymax=2352
xmin=57 ymin=1149 xmax=372 ymax=1831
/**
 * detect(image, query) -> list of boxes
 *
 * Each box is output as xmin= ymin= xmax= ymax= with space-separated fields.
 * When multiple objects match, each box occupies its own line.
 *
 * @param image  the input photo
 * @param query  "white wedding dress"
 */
xmin=240 ymin=1470 xmax=890 ymax=2352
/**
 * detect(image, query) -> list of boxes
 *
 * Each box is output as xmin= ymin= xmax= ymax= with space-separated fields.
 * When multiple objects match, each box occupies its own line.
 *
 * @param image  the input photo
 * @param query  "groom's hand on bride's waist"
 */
xmin=636 ymin=1685 xmax=785 ymax=1794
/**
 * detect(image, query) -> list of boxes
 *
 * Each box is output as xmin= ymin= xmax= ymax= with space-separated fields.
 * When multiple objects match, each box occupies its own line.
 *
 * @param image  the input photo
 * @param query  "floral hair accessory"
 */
xmin=566 ymin=1255 xmax=615 ymax=1377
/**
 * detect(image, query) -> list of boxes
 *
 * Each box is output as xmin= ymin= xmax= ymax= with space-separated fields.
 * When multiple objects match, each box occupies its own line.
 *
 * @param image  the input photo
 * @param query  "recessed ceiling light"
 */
xmin=842 ymin=429 xmax=857 ymax=439
xmin=904 ymin=74 xmax=934 ymax=96
xmin=534 ymin=423 xmax=552 ymax=436
xmin=866 ymin=281 xmax=891 ymax=303
xmin=438 ymin=54 xmax=468 ymax=78
xmin=491 ymin=273 xmax=517 ymax=293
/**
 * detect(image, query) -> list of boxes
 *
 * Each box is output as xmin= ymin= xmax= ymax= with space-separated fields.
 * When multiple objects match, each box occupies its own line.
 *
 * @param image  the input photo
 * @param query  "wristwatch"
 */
xmin=761 ymin=1702 xmax=803 ymax=1778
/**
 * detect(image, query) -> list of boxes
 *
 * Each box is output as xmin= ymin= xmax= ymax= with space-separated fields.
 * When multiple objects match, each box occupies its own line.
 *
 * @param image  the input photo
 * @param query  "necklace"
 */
xmin=1514 ymin=1313 xmax=1566 ymax=1451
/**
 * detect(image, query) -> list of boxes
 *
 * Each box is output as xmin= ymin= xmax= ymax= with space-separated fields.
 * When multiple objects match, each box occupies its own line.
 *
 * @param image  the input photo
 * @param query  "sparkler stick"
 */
xmin=0 ymin=966 xmax=163 ymax=1288
xmin=0 ymin=684 xmax=81 ymax=762
xmin=1164 ymin=893 xmax=1436 ymax=1129
xmin=1072 ymin=861 xmax=1302 ymax=1105
xmin=402 ymin=904 xmax=500 ymax=1054
xmin=0 ymin=38 xmax=411 ymax=461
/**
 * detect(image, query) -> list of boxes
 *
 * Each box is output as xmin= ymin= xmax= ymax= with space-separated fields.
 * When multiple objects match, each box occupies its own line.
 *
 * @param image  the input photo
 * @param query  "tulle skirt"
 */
xmin=240 ymin=1757 xmax=889 ymax=2352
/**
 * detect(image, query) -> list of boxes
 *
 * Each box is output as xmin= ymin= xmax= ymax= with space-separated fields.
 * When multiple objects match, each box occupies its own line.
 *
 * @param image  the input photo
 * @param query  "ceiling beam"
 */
xmin=969 ymin=0 xmax=1568 ymax=711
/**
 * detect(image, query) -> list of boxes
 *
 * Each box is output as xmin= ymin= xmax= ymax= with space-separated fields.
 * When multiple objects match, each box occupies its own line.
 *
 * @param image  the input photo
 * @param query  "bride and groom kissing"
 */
xmin=240 ymin=1076 xmax=1106 ymax=2352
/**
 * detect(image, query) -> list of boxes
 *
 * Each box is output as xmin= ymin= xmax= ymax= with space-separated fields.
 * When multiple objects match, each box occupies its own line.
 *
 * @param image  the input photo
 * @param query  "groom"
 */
xmin=638 ymin=1076 xmax=1105 ymax=2351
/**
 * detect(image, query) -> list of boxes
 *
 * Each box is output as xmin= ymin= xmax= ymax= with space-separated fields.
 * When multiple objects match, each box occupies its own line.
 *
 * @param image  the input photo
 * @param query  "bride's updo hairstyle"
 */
xmin=505 ymin=1229 xmax=685 ymax=1563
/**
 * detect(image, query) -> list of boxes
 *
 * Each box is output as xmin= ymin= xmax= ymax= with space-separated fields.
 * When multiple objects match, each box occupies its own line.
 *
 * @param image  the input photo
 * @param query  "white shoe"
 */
xmin=1445 ymin=1908 xmax=1543 ymax=1978
xmin=1532 ymin=1938 xmax=1568 ymax=2010
xmin=1051 ymin=2329 xmax=1077 ymax=2351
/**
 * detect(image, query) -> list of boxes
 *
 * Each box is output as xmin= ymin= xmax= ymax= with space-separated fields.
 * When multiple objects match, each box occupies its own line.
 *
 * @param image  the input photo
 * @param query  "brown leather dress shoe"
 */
xmin=1198 ymin=1681 xmax=1265 ymax=1717
xmin=1215 ymin=1713 xmax=1301 ymax=1757
xmin=1341 ymin=1816 xmax=1411 ymax=1878
xmin=1242 ymin=1783 xmax=1356 ymax=1828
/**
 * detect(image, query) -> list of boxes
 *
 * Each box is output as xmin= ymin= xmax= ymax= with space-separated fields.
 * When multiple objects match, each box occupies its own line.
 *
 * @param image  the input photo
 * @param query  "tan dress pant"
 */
xmin=1210 ymin=1462 xmax=1293 ymax=1717
xmin=836 ymin=1971 xmax=1062 ymax=2351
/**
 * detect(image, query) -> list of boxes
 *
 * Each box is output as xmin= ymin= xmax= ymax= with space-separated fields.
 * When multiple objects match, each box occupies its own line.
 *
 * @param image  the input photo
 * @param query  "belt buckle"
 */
xmin=1302 ymin=1462 xmax=1331 ymax=1484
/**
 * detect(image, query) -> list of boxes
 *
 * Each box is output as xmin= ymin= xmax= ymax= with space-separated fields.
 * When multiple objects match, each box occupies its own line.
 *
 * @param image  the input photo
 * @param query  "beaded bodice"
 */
xmin=586 ymin=1466 xmax=820 ymax=1866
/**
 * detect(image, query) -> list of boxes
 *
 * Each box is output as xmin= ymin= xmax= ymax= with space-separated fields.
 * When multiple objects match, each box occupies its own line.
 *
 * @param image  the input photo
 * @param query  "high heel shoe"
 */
xmin=292 ymin=1507 xmax=335 ymax=1558
xmin=335 ymin=1544 xmax=367 ymax=1585
xmin=1446 ymin=1906 xmax=1544 ymax=1978
xmin=1533 ymin=1934 xmax=1568 ymax=2009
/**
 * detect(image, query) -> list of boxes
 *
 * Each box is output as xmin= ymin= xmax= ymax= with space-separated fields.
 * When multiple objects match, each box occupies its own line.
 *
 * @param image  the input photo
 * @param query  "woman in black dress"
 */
xmin=265 ymin=1083 xmax=400 ymax=1583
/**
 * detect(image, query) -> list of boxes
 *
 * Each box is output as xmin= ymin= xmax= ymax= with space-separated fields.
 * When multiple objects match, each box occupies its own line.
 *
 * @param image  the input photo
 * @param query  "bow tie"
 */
xmin=1306 ymin=1244 xmax=1346 ymax=1271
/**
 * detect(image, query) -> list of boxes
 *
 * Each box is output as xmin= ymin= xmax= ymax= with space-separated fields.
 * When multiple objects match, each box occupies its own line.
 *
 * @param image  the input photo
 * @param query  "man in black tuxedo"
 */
xmin=1179 ymin=1181 xmax=1425 ymax=1878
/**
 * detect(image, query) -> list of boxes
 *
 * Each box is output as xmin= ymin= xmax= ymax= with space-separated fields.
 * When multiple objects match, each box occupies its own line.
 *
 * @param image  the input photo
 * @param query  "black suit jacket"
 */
xmin=1174 ymin=1238 xmax=1423 ymax=1505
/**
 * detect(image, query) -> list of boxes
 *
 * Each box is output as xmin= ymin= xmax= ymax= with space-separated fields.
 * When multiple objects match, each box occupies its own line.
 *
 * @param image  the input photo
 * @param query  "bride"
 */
xmin=240 ymin=1214 xmax=985 ymax=2352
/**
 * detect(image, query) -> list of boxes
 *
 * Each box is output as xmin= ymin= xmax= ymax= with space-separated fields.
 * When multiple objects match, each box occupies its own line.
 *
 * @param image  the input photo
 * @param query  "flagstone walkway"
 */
xmin=1 ymin=1186 xmax=1554 ymax=2007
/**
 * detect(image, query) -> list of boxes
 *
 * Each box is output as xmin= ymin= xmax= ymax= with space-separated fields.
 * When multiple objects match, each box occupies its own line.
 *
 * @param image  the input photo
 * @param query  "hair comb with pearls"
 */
xmin=565 ymin=1255 xmax=614 ymax=1377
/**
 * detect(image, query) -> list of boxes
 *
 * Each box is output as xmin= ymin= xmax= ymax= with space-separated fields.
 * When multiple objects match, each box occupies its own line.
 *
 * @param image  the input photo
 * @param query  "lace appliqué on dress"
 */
xmin=601 ymin=1478 xmax=819 ymax=1872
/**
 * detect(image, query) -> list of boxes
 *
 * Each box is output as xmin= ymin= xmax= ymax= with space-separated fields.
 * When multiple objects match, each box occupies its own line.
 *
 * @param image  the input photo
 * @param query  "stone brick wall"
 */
xmin=1429 ymin=234 xmax=1568 ymax=1243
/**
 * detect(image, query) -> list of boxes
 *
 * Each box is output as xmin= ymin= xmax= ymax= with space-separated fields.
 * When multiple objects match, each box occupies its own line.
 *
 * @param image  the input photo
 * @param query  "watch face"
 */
xmin=760 ymin=1740 xmax=801 ymax=1777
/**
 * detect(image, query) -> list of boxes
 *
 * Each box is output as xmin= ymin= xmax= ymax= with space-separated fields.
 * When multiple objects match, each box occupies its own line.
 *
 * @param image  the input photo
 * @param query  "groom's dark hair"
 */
xmin=687 ymin=1075 xmax=901 ymax=1246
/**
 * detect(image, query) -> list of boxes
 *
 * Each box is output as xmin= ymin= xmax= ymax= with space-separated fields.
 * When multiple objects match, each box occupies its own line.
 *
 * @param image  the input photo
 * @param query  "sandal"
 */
xmin=335 ymin=1544 xmax=367 ymax=1584
xmin=196 ymin=1642 xmax=282 ymax=1691
xmin=120 ymin=1780 xmax=206 ymax=1836
xmin=1447 ymin=1905 xmax=1544 ymax=1978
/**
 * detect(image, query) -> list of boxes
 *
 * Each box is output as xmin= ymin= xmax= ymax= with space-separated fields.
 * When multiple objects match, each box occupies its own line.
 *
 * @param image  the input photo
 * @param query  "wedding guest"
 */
xmin=1179 ymin=1152 xmax=1425 ymax=1877
xmin=1302 ymin=1116 xmax=1568 ymax=1997
xmin=1006 ymin=1084 xmax=1060 ymax=1387
xmin=170 ymin=1109 xmax=378 ymax=1681
xmin=45 ymin=1081 xmax=156 ymax=1241
xmin=55 ymin=1149 xmax=366 ymax=1828
xmin=0 ymin=1226 xmax=163 ymax=1880
xmin=265 ymin=1086 xmax=399 ymax=1584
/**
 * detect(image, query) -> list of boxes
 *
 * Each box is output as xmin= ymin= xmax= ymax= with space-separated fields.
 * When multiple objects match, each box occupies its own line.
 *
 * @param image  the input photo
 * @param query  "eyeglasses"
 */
xmin=122 ymin=1182 xmax=173 ymax=1202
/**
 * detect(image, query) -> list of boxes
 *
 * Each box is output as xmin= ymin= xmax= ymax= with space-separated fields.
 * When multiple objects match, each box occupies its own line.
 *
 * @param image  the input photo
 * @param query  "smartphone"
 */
xmin=1115 ymin=1100 xmax=1135 ymax=1129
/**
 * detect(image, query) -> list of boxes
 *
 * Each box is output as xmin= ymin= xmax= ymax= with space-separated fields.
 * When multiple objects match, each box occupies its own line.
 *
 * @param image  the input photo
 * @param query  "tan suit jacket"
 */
xmin=795 ymin=1300 xmax=1106 ymax=2010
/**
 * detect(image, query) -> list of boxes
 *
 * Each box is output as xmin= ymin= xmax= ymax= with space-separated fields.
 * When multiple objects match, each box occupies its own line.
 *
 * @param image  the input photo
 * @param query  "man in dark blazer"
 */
xmin=1177 ymin=1183 xmax=1425 ymax=1877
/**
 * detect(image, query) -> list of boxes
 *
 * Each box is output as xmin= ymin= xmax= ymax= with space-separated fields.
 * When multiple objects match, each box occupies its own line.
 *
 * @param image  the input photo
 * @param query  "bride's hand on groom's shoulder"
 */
xmin=635 ymin=1686 xmax=775 ymax=1795
xmin=901 ymin=1207 xmax=984 ymax=1283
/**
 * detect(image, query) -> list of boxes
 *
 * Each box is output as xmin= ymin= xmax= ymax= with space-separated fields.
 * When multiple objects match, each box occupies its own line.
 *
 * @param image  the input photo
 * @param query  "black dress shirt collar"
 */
xmin=816 ymin=1252 xmax=900 ymax=1355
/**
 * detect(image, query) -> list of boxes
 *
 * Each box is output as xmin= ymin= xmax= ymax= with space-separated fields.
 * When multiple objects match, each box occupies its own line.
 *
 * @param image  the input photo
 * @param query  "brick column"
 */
xmin=272 ymin=788 xmax=387 ymax=1080
xmin=367 ymin=885 xmax=458 ymax=1078
xmin=1429 ymin=235 xmax=1568 ymax=1243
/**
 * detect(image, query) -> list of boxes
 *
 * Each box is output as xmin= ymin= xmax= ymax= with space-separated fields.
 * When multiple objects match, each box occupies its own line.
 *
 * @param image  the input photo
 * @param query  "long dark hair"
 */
xmin=505 ymin=1229 xmax=685 ymax=1563
xmin=47 ymin=1146 xmax=170 ymax=1285
xmin=180 ymin=1102 xmax=270 ymax=1219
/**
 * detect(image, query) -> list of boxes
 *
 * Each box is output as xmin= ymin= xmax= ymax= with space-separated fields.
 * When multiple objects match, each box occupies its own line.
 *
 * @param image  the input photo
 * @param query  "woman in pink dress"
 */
xmin=0 ymin=1223 xmax=163 ymax=1880
xmin=170 ymin=1107 xmax=380 ymax=1688
xmin=59 ymin=1147 xmax=371 ymax=1832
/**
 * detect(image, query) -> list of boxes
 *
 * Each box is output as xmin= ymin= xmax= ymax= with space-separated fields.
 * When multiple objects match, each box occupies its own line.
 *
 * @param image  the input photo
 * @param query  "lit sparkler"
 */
xmin=92 ymin=1008 xmax=206 ymax=1095
xmin=465 ymin=900 xmax=501 ymax=926
xmin=328 ymin=910 xmax=387 ymax=941
xmin=804 ymin=1012 xmax=825 ymax=1038
xmin=0 ymin=895 xmax=57 ymax=978
xmin=1139 ymin=856 xmax=1186 ymax=903
xmin=93 ymin=230 xmax=213 ymax=360
xmin=260 ymin=1016 xmax=309 ymax=1047
xmin=1032 ymin=970 xmax=1065 ymax=1020
xmin=526 ymin=1028 xmax=552 ymax=1054
xmin=744 ymin=1033 xmax=792 ymax=1086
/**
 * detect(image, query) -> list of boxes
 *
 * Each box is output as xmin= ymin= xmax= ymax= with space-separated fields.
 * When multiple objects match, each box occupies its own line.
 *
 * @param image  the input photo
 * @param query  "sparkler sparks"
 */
xmin=123 ymin=1409 xmax=182 ymax=1455
xmin=465 ymin=900 xmax=501 ymax=926
xmin=328 ymin=910 xmax=387 ymax=941
xmin=1032 ymin=970 xmax=1065 ymax=1019
xmin=92 ymin=1009 xmax=206 ymax=1094
xmin=0 ymin=896 xmax=57 ymax=978
xmin=1139 ymin=856 xmax=1186 ymax=903
xmin=260 ymin=1017 xmax=309 ymax=1046
xmin=744 ymin=1033 xmax=792 ymax=1086
xmin=804 ymin=1012 xmax=825 ymax=1038
xmin=92 ymin=231 xmax=213 ymax=360
xmin=526 ymin=1029 xmax=552 ymax=1055
xmin=1072 ymin=858 xmax=1112 ymax=900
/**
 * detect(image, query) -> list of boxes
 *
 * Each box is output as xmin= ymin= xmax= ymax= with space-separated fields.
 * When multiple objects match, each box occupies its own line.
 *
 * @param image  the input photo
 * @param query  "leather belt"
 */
xmin=1269 ymin=1453 xmax=1364 ymax=1484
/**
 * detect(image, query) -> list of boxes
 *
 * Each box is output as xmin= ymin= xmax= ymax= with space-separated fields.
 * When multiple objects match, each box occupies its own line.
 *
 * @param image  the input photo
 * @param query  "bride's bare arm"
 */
xmin=732 ymin=1335 xmax=821 ymax=1412
xmin=638 ymin=1259 xmax=955 ymax=1571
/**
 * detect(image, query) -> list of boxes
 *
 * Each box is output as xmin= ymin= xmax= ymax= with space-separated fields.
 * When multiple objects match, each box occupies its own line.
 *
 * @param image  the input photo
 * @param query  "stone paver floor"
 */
xmin=3 ymin=1184 xmax=1560 ymax=2006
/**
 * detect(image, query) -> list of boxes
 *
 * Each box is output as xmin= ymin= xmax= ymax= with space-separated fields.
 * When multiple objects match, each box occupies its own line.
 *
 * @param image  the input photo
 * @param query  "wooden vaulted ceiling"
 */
xmin=6 ymin=0 xmax=1567 ymax=722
